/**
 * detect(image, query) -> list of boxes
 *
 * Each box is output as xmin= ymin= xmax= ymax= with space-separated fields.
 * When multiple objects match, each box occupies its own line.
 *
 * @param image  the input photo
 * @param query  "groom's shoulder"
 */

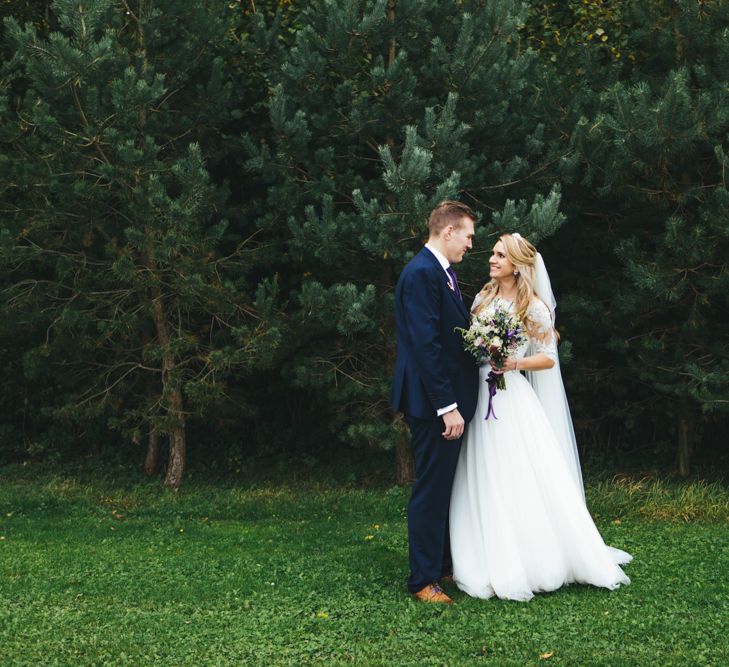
xmin=405 ymin=247 xmax=436 ymax=271
xmin=401 ymin=250 xmax=438 ymax=280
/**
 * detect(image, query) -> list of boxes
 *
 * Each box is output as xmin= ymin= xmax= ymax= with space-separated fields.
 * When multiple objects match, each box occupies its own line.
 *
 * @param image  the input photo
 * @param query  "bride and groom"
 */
xmin=390 ymin=200 xmax=631 ymax=604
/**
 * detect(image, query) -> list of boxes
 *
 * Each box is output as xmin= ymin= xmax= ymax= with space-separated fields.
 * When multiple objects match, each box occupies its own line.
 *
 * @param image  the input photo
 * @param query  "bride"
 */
xmin=449 ymin=233 xmax=631 ymax=601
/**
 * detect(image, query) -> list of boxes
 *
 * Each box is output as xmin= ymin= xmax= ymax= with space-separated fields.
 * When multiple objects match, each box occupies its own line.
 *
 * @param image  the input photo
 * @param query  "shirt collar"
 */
xmin=424 ymin=243 xmax=450 ymax=271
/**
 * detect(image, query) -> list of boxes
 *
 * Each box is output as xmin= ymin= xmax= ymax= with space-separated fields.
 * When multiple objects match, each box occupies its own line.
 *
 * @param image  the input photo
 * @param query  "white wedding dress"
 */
xmin=450 ymin=297 xmax=631 ymax=601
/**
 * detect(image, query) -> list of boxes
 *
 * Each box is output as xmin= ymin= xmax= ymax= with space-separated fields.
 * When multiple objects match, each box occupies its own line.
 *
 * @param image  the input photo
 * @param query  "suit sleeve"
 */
xmin=401 ymin=265 xmax=457 ymax=411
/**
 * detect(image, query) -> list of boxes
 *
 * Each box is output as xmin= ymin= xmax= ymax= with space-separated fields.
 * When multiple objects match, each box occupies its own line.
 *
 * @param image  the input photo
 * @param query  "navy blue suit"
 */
xmin=390 ymin=247 xmax=479 ymax=593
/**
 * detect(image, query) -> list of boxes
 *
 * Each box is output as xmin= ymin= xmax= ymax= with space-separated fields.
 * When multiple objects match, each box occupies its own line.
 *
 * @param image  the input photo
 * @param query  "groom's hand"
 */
xmin=442 ymin=409 xmax=465 ymax=441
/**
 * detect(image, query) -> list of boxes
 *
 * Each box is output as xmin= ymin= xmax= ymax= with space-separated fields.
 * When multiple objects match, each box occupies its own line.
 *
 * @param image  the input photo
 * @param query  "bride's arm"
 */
xmin=498 ymin=353 xmax=554 ymax=373
xmin=494 ymin=299 xmax=558 ymax=372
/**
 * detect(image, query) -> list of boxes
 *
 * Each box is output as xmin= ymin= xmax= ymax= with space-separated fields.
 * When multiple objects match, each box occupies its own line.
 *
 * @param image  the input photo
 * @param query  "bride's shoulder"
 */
xmin=470 ymin=290 xmax=488 ymax=313
xmin=527 ymin=297 xmax=552 ymax=320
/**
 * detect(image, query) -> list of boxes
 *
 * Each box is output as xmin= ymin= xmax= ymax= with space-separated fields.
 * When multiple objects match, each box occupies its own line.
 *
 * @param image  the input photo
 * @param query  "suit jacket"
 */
xmin=390 ymin=247 xmax=479 ymax=422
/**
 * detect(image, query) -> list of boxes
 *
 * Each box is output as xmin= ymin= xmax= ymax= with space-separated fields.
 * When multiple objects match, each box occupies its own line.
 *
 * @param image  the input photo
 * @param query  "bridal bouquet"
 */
xmin=456 ymin=303 xmax=526 ymax=419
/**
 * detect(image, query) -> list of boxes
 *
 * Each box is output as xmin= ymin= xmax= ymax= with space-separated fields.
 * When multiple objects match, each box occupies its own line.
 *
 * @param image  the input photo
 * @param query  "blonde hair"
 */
xmin=474 ymin=233 xmax=554 ymax=339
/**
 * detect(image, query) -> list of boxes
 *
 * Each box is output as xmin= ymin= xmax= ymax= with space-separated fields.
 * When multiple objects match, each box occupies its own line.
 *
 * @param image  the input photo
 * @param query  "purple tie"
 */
xmin=446 ymin=266 xmax=462 ymax=301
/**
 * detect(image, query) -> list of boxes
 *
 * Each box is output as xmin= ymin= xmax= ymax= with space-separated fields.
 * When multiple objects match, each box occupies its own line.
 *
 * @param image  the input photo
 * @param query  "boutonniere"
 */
xmin=446 ymin=280 xmax=455 ymax=292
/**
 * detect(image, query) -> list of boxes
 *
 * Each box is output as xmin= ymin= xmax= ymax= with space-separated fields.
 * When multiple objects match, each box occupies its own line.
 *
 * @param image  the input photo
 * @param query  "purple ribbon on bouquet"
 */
xmin=484 ymin=371 xmax=499 ymax=420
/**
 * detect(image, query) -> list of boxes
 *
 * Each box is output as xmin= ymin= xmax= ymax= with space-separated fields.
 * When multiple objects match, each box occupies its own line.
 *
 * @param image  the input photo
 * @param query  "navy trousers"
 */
xmin=405 ymin=415 xmax=463 ymax=593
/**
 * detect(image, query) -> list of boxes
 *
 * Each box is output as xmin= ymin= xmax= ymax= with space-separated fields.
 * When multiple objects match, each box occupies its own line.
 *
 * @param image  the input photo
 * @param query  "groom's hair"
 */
xmin=428 ymin=200 xmax=477 ymax=236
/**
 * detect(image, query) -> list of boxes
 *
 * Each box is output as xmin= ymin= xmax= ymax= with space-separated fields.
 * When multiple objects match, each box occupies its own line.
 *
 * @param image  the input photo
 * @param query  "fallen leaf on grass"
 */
xmin=539 ymin=651 xmax=554 ymax=660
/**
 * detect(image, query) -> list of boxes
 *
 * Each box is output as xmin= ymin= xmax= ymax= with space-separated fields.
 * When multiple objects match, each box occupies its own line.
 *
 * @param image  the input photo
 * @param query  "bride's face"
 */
xmin=489 ymin=241 xmax=516 ymax=281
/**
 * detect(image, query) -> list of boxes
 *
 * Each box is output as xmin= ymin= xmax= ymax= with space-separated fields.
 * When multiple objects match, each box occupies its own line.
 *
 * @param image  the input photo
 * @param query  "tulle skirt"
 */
xmin=450 ymin=368 xmax=631 ymax=601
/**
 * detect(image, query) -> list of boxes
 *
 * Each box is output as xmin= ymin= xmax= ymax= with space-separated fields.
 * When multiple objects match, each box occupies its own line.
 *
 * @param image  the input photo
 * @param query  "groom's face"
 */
xmin=444 ymin=217 xmax=475 ymax=264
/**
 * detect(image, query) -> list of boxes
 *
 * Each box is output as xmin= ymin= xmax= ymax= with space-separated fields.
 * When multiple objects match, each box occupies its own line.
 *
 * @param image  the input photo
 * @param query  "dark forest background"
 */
xmin=1 ymin=0 xmax=727 ymax=486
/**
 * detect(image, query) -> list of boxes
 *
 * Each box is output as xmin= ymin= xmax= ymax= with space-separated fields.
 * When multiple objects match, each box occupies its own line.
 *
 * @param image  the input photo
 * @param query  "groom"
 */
xmin=391 ymin=200 xmax=479 ymax=604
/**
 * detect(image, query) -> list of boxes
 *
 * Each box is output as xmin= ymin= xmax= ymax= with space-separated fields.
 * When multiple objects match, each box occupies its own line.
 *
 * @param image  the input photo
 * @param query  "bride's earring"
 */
xmin=513 ymin=270 xmax=520 ymax=277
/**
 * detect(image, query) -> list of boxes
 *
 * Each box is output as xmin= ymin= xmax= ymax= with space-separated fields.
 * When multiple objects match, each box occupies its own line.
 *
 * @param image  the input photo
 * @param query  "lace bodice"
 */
xmin=471 ymin=295 xmax=558 ymax=362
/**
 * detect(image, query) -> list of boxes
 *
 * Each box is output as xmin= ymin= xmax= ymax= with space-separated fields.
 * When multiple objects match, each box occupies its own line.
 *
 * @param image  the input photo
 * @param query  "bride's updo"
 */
xmin=474 ymin=233 xmax=544 ymax=336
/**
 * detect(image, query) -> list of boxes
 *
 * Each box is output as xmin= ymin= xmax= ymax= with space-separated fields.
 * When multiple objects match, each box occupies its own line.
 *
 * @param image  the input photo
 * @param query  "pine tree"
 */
xmin=244 ymin=0 xmax=566 ymax=481
xmin=569 ymin=0 xmax=729 ymax=474
xmin=0 ymin=0 xmax=278 ymax=485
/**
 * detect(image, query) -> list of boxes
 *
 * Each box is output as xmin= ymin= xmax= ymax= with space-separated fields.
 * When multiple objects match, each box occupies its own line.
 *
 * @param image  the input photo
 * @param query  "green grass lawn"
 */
xmin=1 ymin=462 xmax=728 ymax=666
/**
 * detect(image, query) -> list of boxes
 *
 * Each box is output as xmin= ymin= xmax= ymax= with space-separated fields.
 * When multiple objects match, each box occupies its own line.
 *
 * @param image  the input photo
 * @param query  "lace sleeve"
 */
xmin=528 ymin=299 xmax=558 ymax=362
xmin=470 ymin=291 xmax=486 ymax=314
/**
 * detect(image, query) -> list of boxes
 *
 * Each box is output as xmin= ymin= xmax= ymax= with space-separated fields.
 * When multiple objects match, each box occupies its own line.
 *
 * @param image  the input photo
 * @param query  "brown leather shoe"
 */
xmin=412 ymin=583 xmax=453 ymax=605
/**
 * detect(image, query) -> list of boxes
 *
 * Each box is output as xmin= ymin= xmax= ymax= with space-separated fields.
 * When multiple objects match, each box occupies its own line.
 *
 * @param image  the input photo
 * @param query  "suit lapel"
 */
xmin=420 ymin=247 xmax=470 ymax=320
xmin=447 ymin=280 xmax=470 ymax=320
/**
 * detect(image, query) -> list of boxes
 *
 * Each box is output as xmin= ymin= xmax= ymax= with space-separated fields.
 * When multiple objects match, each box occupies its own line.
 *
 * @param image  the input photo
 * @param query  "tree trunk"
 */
xmin=147 ymin=281 xmax=187 ymax=488
xmin=385 ymin=0 xmax=415 ymax=485
xmin=394 ymin=417 xmax=415 ymax=485
xmin=164 ymin=419 xmax=186 ymax=489
xmin=129 ymin=18 xmax=185 ymax=485
xmin=671 ymin=2 xmax=685 ymax=65
xmin=143 ymin=429 xmax=161 ymax=476
xmin=387 ymin=0 xmax=397 ymax=67
xmin=677 ymin=417 xmax=694 ymax=478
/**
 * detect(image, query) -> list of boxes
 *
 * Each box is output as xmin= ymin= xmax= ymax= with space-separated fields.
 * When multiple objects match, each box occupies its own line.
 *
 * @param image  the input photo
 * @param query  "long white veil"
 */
xmin=527 ymin=252 xmax=586 ymax=501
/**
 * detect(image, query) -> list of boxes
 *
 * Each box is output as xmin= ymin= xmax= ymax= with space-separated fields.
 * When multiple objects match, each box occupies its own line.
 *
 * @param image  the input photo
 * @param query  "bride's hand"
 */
xmin=490 ymin=357 xmax=517 ymax=373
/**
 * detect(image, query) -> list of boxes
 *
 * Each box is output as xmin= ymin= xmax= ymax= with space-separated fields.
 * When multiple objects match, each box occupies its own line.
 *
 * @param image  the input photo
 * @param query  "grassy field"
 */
xmin=1 ymin=461 xmax=728 ymax=666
